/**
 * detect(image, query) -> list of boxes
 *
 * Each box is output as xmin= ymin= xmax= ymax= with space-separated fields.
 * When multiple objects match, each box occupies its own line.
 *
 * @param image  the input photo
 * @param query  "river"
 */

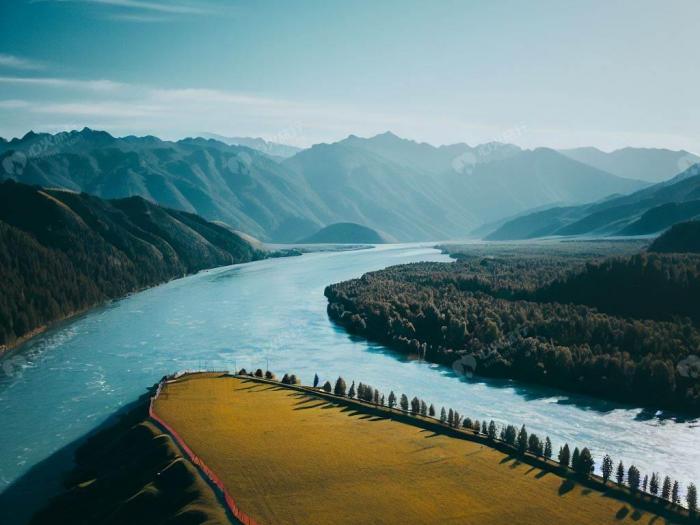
xmin=0 ymin=244 xmax=698 ymax=505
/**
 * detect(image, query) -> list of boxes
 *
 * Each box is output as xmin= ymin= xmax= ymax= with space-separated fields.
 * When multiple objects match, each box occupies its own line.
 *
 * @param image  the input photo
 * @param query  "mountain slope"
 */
xmin=1 ymin=129 xmax=651 ymax=242
xmin=298 ymin=222 xmax=394 ymax=244
xmin=200 ymin=132 xmax=302 ymax=158
xmin=560 ymin=147 xmax=700 ymax=183
xmin=649 ymin=220 xmax=700 ymax=253
xmin=0 ymin=128 xmax=331 ymax=242
xmin=486 ymin=164 xmax=700 ymax=240
xmin=0 ymin=180 xmax=261 ymax=349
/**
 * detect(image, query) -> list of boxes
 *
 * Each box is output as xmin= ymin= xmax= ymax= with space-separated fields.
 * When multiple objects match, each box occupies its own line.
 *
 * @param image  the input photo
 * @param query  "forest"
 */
xmin=0 ymin=180 xmax=262 ymax=349
xmin=326 ymin=241 xmax=700 ymax=412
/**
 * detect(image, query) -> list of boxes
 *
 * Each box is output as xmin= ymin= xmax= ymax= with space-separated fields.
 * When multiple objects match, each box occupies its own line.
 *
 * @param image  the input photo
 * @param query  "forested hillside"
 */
xmin=649 ymin=220 xmax=700 ymax=254
xmin=325 ymin=242 xmax=700 ymax=412
xmin=0 ymin=180 xmax=261 ymax=349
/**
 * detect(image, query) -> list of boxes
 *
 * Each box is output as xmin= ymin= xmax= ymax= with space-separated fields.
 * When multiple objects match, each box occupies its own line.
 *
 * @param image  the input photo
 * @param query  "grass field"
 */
xmin=154 ymin=373 xmax=675 ymax=525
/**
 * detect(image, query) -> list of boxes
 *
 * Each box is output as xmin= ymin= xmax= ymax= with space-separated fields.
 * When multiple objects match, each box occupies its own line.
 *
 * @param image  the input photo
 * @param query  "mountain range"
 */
xmin=2 ymin=128 xmax=690 ymax=242
xmin=485 ymin=164 xmax=700 ymax=240
xmin=559 ymin=147 xmax=699 ymax=183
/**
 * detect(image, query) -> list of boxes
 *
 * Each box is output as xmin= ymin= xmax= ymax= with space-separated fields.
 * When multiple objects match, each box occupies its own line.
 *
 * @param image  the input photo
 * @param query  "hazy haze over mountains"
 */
xmin=1 ymin=128 xmax=686 ymax=242
xmin=486 ymin=164 xmax=700 ymax=240
xmin=559 ymin=147 xmax=700 ymax=183
xmin=200 ymin=133 xmax=302 ymax=159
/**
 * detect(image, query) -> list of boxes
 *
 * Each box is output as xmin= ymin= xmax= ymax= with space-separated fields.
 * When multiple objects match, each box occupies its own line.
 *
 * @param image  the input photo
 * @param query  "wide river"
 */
xmin=1 ymin=244 xmax=699 ymax=508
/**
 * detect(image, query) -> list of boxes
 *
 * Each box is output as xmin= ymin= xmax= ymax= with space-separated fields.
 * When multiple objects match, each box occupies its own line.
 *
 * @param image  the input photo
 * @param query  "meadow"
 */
xmin=154 ymin=373 xmax=677 ymax=525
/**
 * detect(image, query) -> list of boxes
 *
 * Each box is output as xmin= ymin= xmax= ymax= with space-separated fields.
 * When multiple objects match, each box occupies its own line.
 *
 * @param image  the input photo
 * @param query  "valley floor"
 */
xmin=153 ymin=373 xmax=678 ymax=525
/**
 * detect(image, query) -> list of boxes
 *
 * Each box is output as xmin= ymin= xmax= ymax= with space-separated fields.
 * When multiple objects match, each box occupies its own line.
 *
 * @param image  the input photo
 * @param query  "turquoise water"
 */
xmin=0 ymin=244 xmax=698 ymax=498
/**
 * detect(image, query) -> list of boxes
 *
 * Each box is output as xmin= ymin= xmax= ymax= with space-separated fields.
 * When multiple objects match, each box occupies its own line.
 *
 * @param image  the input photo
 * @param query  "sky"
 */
xmin=0 ymin=0 xmax=698 ymax=151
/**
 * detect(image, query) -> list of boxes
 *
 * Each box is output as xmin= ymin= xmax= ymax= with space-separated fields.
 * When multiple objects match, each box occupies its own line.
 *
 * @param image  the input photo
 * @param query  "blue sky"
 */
xmin=0 ymin=0 xmax=698 ymax=151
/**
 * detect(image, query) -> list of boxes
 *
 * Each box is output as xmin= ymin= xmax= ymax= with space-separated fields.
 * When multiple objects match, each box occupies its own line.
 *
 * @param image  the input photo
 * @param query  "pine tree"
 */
xmin=559 ymin=444 xmax=571 ymax=468
xmin=420 ymin=400 xmax=427 ymax=416
xmin=411 ymin=396 xmax=420 ymax=415
xmin=323 ymin=380 xmax=332 ymax=393
xmin=576 ymin=448 xmax=594 ymax=478
xmin=448 ymin=408 xmax=454 ymax=426
xmin=313 ymin=373 xmax=319 ymax=388
xmin=334 ymin=377 xmax=347 ymax=396
xmin=672 ymin=481 xmax=680 ymax=504
xmin=505 ymin=425 xmax=517 ymax=447
xmin=429 ymin=404 xmax=435 ymax=417
xmin=348 ymin=381 xmax=356 ymax=398
xmin=440 ymin=407 xmax=447 ymax=424
xmin=643 ymin=475 xmax=648 ymax=493
xmin=473 ymin=419 xmax=481 ymax=432
xmin=616 ymin=461 xmax=625 ymax=485
xmin=517 ymin=425 xmax=528 ymax=455
xmin=453 ymin=411 xmax=461 ymax=428
xmin=380 ymin=394 xmax=385 ymax=406
xmin=627 ymin=465 xmax=641 ymax=492
xmin=373 ymin=389 xmax=380 ymax=405
xmin=601 ymin=455 xmax=613 ymax=484
xmin=488 ymin=420 xmax=497 ymax=441
xmin=688 ymin=483 xmax=698 ymax=515
xmin=571 ymin=447 xmax=580 ymax=471
xmin=528 ymin=434 xmax=541 ymax=456
xmin=481 ymin=421 xmax=488 ymax=435
xmin=544 ymin=437 xmax=552 ymax=460
xmin=400 ymin=394 xmax=409 ymax=412
xmin=388 ymin=391 xmax=397 ymax=408
xmin=649 ymin=473 xmax=659 ymax=495
xmin=661 ymin=476 xmax=672 ymax=501
xmin=464 ymin=417 xmax=473 ymax=429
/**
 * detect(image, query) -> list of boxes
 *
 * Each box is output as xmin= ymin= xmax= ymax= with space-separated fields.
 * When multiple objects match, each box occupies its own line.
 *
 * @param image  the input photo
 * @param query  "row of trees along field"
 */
xmin=258 ymin=370 xmax=698 ymax=516
xmin=325 ymin=249 xmax=700 ymax=412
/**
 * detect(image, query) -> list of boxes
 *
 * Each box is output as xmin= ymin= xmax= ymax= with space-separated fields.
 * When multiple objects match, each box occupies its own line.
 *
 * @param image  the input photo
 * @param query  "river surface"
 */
xmin=1 ymin=244 xmax=699 ymax=497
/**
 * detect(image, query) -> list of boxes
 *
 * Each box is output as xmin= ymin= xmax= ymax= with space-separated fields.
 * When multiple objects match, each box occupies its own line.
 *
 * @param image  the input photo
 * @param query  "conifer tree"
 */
xmin=473 ymin=419 xmax=481 ymax=432
xmin=528 ymin=434 xmax=541 ymax=455
xmin=672 ymin=481 xmax=680 ymax=504
xmin=464 ymin=417 xmax=473 ymax=429
xmin=373 ymin=389 xmax=380 ymax=404
xmin=616 ymin=461 xmax=625 ymax=485
xmin=323 ymin=380 xmax=332 ymax=393
xmin=488 ymin=420 xmax=497 ymax=441
xmin=661 ymin=476 xmax=672 ymax=501
xmin=429 ymin=404 xmax=435 ymax=417
xmin=313 ymin=373 xmax=319 ymax=388
xmin=348 ymin=381 xmax=356 ymax=398
xmin=334 ymin=377 xmax=347 ymax=396
xmin=687 ymin=483 xmax=698 ymax=515
xmin=400 ymin=393 xmax=409 ymax=412
xmin=601 ymin=454 xmax=613 ymax=483
xmin=558 ymin=444 xmax=571 ymax=468
xmin=411 ymin=396 xmax=420 ymax=415
xmin=628 ymin=465 xmax=641 ymax=492
xmin=572 ymin=447 xmax=580 ymax=471
xmin=380 ymin=394 xmax=385 ymax=406
xmin=517 ymin=425 xmax=528 ymax=455
xmin=576 ymin=448 xmax=594 ymax=478
xmin=440 ymin=407 xmax=447 ymax=424
xmin=448 ymin=408 xmax=454 ymax=426
xmin=643 ymin=475 xmax=649 ymax=493
xmin=388 ymin=391 xmax=397 ymax=408
xmin=420 ymin=400 xmax=428 ymax=416
xmin=481 ymin=421 xmax=488 ymax=435
xmin=505 ymin=425 xmax=517 ymax=447
xmin=544 ymin=436 xmax=552 ymax=460
xmin=649 ymin=473 xmax=659 ymax=495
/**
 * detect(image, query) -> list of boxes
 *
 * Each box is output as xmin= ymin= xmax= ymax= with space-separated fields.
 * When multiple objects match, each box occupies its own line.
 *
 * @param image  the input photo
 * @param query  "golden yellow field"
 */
xmin=154 ymin=373 xmax=673 ymax=525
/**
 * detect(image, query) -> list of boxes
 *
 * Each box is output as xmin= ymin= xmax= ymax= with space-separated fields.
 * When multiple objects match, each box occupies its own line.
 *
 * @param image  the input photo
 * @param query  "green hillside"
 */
xmin=0 ymin=180 xmax=261 ymax=349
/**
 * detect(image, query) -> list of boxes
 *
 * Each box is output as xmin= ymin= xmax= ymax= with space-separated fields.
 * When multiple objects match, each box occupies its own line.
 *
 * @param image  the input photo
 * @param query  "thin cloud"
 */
xmin=46 ymin=0 xmax=218 ymax=15
xmin=0 ymin=54 xmax=45 ymax=70
xmin=0 ymin=76 xmax=126 ymax=91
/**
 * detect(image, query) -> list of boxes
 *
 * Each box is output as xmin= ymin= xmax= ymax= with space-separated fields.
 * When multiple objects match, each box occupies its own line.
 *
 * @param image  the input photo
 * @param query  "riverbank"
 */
xmin=150 ymin=372 xmax=687 ymax=524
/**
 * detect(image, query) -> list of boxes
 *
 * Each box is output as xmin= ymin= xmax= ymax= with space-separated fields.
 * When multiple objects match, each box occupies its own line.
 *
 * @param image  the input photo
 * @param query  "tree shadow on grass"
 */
xmin=616 ymin=506 xmax=630 ymax=520
xmin=559 ymin=479 xmax=576 ymax=495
